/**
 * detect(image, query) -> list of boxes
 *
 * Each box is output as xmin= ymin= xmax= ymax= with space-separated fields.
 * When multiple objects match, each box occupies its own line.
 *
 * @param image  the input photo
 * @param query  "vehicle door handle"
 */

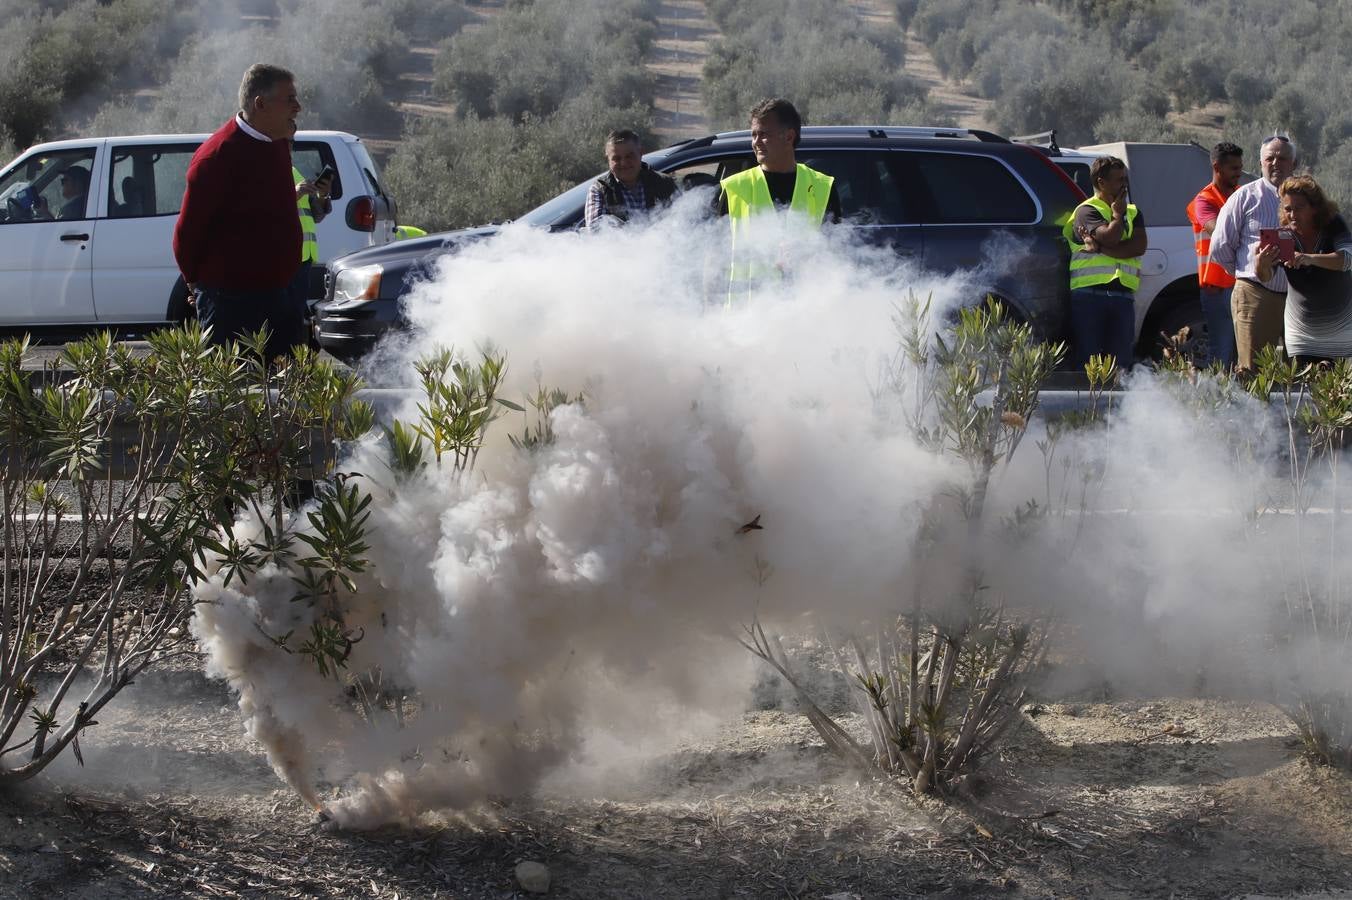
xmin=60 ymin=233 xmax=90 ymax=242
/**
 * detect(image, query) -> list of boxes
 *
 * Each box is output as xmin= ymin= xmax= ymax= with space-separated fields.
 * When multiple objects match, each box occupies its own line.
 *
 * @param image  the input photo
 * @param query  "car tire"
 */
xmin=1153 ymin=297 xmax=1209 ymax=365
xmin=166 ymin=277 xmax=196 ymax=324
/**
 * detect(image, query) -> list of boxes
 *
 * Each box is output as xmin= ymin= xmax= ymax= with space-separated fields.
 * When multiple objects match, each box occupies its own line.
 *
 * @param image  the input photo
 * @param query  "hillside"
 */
xmin=2 ymin=0 xmax=1347 ymax=228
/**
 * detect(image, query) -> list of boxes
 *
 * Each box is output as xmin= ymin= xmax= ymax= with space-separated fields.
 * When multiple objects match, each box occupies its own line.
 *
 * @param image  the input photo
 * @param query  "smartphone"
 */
xmin=1260 ymin=227 xmax=1295 ymax=263
xmin=313 ymin=164 xmax=336 ymax=185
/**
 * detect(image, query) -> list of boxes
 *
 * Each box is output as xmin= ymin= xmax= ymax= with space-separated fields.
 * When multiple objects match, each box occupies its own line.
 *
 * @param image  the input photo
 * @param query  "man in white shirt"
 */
xmin=1209 ymin=135 xmax=1297 ymax=371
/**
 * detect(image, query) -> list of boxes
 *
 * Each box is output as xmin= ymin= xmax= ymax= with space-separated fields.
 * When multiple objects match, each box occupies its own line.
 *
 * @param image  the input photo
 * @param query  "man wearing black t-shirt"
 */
xmin=715 ymin=98 xmax=840 ymax=303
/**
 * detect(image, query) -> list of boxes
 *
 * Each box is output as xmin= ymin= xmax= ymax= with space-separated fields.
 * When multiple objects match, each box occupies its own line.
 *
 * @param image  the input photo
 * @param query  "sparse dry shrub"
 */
xmin=0 ymin=327 xmax=374 ymax=783
xmin=1150 ymin=348 xmax=1352 ymax=771
xmin=744 ymin=298 xmax=1069 ymax=796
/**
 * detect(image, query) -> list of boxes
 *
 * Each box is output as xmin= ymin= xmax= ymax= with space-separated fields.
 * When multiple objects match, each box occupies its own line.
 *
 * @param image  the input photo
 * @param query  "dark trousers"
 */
xmin=1070 ymin=286 xmax=1136 ymax=370
xmin=196 ymin=284 xmax=304 ymax=360
xmin=287 ymin=260 xmax=321 ymax=350
xmin=1199 ymin=285 xmax=1235 ymax=370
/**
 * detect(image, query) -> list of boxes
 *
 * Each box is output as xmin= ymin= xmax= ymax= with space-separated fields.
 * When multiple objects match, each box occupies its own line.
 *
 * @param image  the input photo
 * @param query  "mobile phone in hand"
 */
xmin=1260 ymin=227 xmax=1295 ymax=263
xmin=313 ymin=164 xmax=336 ymax=185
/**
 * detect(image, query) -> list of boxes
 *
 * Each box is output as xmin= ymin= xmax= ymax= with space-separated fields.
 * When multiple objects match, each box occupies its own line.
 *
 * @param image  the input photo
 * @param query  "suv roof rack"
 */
xmin=698 ymin=125 xmax=1010 ymax=144
xmin=1010 ymin=129 xmax=1061 ymax=154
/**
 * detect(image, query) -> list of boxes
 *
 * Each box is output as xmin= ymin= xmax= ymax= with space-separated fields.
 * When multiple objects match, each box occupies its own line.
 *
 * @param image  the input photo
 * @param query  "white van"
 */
xmin=0 ymin=130 xmax=396 ymax=330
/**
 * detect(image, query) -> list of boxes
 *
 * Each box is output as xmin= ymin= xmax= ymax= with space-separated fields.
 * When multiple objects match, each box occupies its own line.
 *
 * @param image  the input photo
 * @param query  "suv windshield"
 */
xmin=519 ymin=179 xmax=592 ymax=227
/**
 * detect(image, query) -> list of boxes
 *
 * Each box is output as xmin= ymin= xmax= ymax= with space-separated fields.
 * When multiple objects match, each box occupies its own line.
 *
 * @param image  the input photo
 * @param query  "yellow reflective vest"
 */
xmin=293 ymin=167 xmax=319 ymax=264
xmin=722 ymin=163 xmax=834 ymax=304
xmin=1063 ymin=196 xmax=1141 ymax=292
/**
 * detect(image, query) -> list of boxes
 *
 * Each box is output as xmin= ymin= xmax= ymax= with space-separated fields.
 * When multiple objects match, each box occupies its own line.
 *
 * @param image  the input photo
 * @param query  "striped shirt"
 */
xmin=584 ymin=180 xmax=647 ymax=229
xmin=1209 ymin=178 xmax=1288 ymax=293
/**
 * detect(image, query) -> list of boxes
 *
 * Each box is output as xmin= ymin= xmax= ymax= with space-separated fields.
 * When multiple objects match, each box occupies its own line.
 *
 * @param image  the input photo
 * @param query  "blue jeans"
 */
xmin=1070 ymin=287 xmax=1135 ymax=370
xmin=1199 ymin=286 xmax=1235 ymax=370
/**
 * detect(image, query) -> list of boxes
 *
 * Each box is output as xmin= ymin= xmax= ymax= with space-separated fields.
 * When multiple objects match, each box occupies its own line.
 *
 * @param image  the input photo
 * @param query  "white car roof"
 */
xmin=20 ymin=130 xmax=360 ymax=154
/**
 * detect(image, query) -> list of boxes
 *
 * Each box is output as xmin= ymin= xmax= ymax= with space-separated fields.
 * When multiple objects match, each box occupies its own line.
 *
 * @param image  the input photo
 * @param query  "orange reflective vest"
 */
xmin=1187 ymin=182 xmax=1235 ymax=289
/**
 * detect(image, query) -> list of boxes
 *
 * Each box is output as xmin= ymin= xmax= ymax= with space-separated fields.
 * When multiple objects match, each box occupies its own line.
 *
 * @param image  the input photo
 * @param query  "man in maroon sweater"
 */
xmin=174 ymin=63 xmax=304 ymax=359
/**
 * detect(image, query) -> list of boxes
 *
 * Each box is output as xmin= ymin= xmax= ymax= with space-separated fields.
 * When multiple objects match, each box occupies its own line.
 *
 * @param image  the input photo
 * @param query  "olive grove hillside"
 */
xmin=0 ymin=0 xmax=472 ymax=150
xmin=384 ymin=0 xmax=661 ymax=231
xmin=700 ymin=0 xmax=935 ymax=131
xmin=908 ymin=0 xmax=1352 ymax=202
xmin=5 ymin=0 xmax=1352 ymax=230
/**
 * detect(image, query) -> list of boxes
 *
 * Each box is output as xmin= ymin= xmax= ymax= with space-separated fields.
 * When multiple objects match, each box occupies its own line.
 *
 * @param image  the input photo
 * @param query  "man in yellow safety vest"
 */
xmin=289 ymin=146 xmax=333 ymax=349
xmin=1063 ymin=155 xmax=1148 ymax=370
xmin=715 ymin=98 xmax=840 ymax=304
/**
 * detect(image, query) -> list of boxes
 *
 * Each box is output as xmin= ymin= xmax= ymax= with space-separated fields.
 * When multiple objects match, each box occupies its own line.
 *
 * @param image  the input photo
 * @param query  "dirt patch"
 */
xmin=648 ymin=0 xmax=719 ymax=143
xmin=902 ymin=26 xmax=993 ymax=130
xmin=4 ymin=653 xmax=1352 ymax=898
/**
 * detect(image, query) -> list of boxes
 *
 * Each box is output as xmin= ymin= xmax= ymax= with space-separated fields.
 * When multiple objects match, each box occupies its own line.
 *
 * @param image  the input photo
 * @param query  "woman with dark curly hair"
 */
xmin=1257 ymin=174 xmax=1352 ymax=364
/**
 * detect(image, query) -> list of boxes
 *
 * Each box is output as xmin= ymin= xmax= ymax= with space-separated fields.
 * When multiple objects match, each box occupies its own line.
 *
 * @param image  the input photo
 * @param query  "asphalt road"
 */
xmin=16 ymin=338 xmax=352 ymax=375
xmin=16 ymin=337 xmax=1096 ymax=390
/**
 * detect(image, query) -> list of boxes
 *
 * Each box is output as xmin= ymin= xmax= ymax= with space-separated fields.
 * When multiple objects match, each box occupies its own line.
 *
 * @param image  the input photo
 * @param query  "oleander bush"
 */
xmin=0 ymin=326 xmax=374 ymax=783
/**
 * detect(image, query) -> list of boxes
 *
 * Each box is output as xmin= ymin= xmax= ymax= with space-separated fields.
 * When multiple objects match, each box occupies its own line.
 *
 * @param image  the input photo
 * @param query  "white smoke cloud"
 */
xmin=191 ymin=194 xmax=1352 ymax=828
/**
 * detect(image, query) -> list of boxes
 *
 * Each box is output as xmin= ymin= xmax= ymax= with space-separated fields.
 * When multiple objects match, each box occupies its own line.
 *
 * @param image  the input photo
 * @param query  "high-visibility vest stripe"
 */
xmin=1186 ymin=183 xmax=1235 ymax=289
xmin=1063 ymin=197 xmax=1142 ymax=292
xmin=723 ymin=163 xmax=834 ymax=305
xmin=293 ymin=167 xmax=319 ymax=264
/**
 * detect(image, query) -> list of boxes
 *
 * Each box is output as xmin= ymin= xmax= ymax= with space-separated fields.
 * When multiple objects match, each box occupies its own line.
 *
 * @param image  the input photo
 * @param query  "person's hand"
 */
xmin=296 ymin=180 xmax=320 ymax=198
xmin=1079 ymin=228 xmax=1099 ymax=253
xmin=1255 ymin=242 xmax=1280 ymax=280
xmin=1110 ymin=189 xmax=1128 ymax=219
xmin=314 ymin=174 xmax=334 ymax=201
xmin=1289 ymin=251 xmax=1313 ymax=269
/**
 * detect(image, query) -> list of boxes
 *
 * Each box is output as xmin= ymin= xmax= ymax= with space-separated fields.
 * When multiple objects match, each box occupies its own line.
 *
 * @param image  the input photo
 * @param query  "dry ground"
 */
xmin=648 ymin=0 xmax=718 ymax=143
xmin=3 ymin=650 xmax=1352 ymax=899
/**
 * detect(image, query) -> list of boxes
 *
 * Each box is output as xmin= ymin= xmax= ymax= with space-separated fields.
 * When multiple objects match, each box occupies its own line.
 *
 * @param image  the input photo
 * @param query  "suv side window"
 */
xmin=0 ymin=148 xmax=97 ymax=224
xmin=107 ymin=144 xmax=198 ymax=218
xmin=799 ymin=151 xmax=910 ymax=225
xmin=1055 ymin=160 xmax=1093 ymax=197
xmin=907 ymin=152 xmax=1037 ymax=224
xmin=669 ymin=151 xmax=913 ymax=225
xmin=293 ymin=141 xmax=343 ymax=200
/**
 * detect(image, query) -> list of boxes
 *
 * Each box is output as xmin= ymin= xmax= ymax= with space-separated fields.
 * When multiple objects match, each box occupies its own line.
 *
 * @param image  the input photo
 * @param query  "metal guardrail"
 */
xmin=4 ymin=389 xmax=1114 ymax=480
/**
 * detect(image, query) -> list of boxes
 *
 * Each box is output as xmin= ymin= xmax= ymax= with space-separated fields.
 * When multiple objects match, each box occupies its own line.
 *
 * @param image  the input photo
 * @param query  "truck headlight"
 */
xmin=330 ymin=264 xmax=383 ymax=309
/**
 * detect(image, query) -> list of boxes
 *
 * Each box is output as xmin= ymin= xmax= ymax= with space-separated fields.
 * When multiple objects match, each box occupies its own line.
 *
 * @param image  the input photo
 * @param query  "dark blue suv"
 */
xmin=314 ymin=126 xmax=1085 ymax=361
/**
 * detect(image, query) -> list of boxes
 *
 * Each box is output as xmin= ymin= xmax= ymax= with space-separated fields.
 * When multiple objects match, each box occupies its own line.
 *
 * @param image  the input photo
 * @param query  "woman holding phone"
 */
xmin=1257 ymin=174 xmax=1352 ymax=365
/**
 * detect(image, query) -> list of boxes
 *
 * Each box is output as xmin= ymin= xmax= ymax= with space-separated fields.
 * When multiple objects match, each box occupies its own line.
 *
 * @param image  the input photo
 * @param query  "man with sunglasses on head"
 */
xmin=1209 ymin=135 xmax=1297 ymax=371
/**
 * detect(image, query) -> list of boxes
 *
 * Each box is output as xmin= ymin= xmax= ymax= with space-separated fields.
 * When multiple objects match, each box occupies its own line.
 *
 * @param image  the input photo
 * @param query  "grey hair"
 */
xmin=238 ymin=63 xmax=295 ymax=114
xmin=1261 ymin=134 xmax=1298 ymax=163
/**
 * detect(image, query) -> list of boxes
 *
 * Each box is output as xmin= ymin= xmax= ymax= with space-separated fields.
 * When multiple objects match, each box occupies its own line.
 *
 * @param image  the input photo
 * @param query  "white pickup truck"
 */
xmin=0 ymin=130 xmax=396 ymax=331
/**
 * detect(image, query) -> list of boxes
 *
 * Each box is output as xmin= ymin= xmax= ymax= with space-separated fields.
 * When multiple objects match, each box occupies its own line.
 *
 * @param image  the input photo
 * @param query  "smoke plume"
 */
xmin=193 ymin=195 xmax=1352 ymax=827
